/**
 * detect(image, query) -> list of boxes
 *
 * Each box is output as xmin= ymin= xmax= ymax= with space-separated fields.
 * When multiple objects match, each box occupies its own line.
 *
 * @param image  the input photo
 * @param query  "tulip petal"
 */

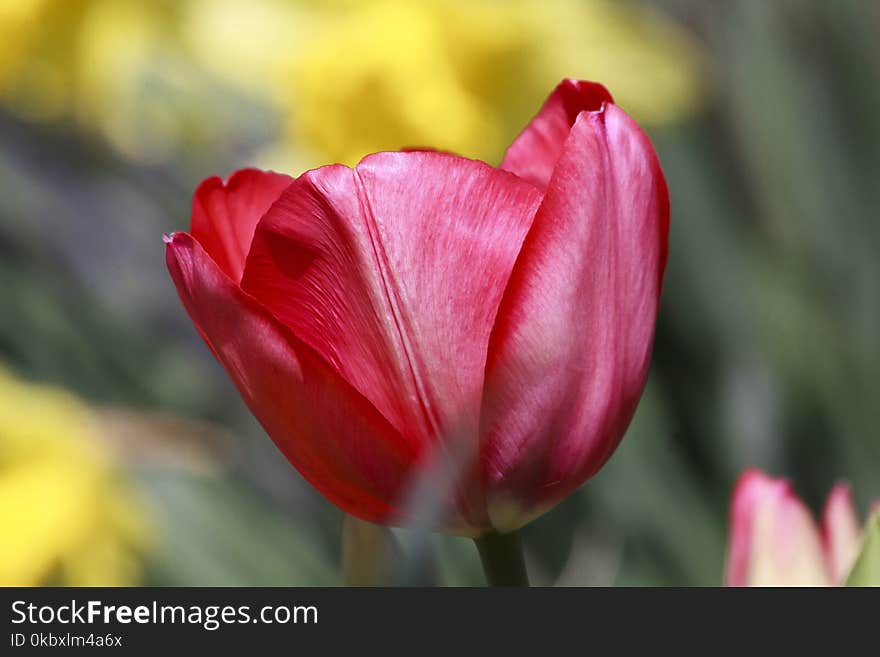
xmin=726 ymin=470 xmax=831 ymax=586
xmin=240 ymin=152 xmax=542 ymax=528
xmin=821 ymin=483 xmax=863 ymax=584
xmin=500 ymin=79 xmax=613 ymax=190
xmin=480 ymin=101 xmax=669 ymax=530
xmin=190 ymin=169 xmax=293 ymax=282
xmin=242 ymin=152 xmax=542 ymax=442
xmin=165 ymin=232 xmax=415 ymax=523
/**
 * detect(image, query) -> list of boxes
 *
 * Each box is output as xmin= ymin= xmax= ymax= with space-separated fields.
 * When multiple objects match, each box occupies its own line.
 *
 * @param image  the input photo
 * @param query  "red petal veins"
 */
xmin=241 ymin=153 xmax=541 ymax=445
xmin=240 ymin=152 xmax=542 ymax=528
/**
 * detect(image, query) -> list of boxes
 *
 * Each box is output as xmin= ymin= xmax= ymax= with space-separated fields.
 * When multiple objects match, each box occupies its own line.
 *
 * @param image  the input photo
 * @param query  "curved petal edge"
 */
xmin=481 ymin=100 xmax=669 ymax=531
xmin=165 ymin=231 xmax=416 ymax=524
xmin=501 ymin=78 xmax=614 ymax=189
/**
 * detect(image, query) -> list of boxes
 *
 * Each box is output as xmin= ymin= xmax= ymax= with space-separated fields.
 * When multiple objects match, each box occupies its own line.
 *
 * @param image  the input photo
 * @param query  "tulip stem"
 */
xmin=474 ymin=530 xmax=530 ymax=587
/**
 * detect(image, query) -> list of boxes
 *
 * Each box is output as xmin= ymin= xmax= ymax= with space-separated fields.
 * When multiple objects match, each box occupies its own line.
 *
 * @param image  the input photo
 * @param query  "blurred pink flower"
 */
xmin=725 ymin=469 xmax=874 ymax=586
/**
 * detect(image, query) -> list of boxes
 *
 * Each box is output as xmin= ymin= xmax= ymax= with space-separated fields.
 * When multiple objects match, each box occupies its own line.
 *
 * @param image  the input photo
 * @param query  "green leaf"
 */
xmin=846 ymin=512 xmax=880 ymax=587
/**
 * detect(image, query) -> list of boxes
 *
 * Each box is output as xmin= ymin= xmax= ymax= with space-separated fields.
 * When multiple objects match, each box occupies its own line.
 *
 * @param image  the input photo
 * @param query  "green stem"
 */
xmin=474 ymin=530 xmax=530 ymax=587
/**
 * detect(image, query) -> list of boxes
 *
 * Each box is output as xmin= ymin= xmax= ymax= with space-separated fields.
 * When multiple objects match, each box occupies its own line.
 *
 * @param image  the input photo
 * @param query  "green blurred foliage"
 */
xmin=1 ymin=0 xmax=878 ymax=585
xmin=845 ymin=513 xmax=880 ymax=587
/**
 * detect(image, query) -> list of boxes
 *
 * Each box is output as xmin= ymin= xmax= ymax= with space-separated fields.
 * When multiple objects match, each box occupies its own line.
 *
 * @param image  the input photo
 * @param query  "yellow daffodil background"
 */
xmin=0 ymin=366 xmax=147 ymax=586
xmin=0 ymin=0 xmax=704 ymax=168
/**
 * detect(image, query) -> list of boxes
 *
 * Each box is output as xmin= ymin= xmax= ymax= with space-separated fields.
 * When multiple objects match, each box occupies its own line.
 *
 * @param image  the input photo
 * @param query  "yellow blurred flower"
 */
xmin=0 ymin=367 xmax=149 ymax=586
xmin=0 ymin=0 xmax=242 ymax=163
xmin=74 ymin=0 xmax=194 ymax=162
xmin=186 ymin=0 xmax=706 ymax=167
xmin=0 ymin=0 xmax=90 ymax=121
xmin=0 ymin=0 xmax=705 ymax=167
xmin=0 ymin=0 xmax=45 ymax=87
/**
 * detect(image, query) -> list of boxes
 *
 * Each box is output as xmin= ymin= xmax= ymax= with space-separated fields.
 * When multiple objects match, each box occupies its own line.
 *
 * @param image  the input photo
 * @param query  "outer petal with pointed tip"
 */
xmin=821 ymin=483 xmax=863 ymax=584
xmin=165 ymin=232 xmax=416 ymax=524
xmin=481 ymin=90 xmax=669 ymax=530
xmin=500 ymin=79 xmax=614 ymax=190
xmin=725 ymin=469 xmax=831 ymax=586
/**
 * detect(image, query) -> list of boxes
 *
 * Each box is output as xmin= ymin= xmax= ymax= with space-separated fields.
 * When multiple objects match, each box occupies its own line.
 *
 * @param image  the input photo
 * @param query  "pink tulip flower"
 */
xmin=726 ymin=469 xmax=873 ymax=586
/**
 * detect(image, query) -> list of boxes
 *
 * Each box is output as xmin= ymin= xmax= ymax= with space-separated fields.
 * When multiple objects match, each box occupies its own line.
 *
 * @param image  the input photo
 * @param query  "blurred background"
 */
xmin=1 ymin=0 xmax=878 ymax=586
